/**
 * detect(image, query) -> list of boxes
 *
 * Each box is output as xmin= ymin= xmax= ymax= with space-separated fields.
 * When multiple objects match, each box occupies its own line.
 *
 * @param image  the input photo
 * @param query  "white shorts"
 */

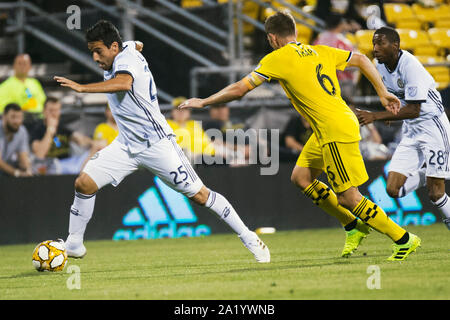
xmin=389 ymin=113 xmax=450 ymax=179
xmin=83 ymin=135 xmax=204 ymax=198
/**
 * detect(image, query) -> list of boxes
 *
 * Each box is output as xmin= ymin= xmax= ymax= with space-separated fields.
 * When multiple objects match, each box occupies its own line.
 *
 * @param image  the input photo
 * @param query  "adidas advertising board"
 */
xmin=0 ymin=162 xmax=444 ymax=245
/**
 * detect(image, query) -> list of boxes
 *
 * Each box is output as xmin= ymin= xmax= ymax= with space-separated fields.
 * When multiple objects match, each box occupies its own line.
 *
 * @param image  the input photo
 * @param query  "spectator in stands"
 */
xmin=0 ymin=54 xmax=46 ymax=115
xmin=203 ymin=103 xmax=252 ymax=166
xmin=81 ymin=104 xmax=119 ymax=169
xmin=92 ymin=104 xmax=118 ymax=147
xmin=29 ymin=97 xmax=92 ymax=175
xmin=313 ymin=13 xmax=358 ymax=103
xmin=313 ymin=0 xmax=367 ymax=32
xmin=167 ymin=97 xmax=214 ymax=163
xmin=280 ymin=115 xmax=313 ymax=161
xmin=359 ymin=123 xmax=390 ymax=160
xmin=0 ymin=103 xmax=32 ymax=177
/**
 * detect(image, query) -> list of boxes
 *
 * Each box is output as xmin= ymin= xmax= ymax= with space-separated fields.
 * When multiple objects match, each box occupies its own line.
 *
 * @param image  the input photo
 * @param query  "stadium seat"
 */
xmin=296 ymin=22 xmax=314 ymax=44
xmin=415 ymin=55 xmax=445 ymax=65
xmin=396 ymin=29 xmax=437 ymax=56
xmin=428 ymin=28 xmax=450 ymax=52
xmin=181 ymin=0 xmax=203 ymax=8
xmin=412 ymin=3 xmax=450 ymax=25
xmin=425 ymin=65 xmax=450 ymax=90
xmin=302 ymin=5 xmax=315 ymax=14
xmin=383 ymin=3 xmax=415 ymax=25
xmin=218 ymin=0 xmax=263 ymax=34
xmin=273 ymin=0 xmax=301 ymax=5
xmin=395 ymin=19 xmax=422 ymax=31
xmin=264 ymin=2 xmax=310 ymax=21
xmin=241 ymin=1 xmax=261 ymax=34
xmin=345 ymin=33 xmax=357 ymax=46
xmin=263 ymin=7 xmax=276 ymax=20
xmin=435 ymin=19 xmax=450 ymax=28
xmin=355 ymin=29 xmax=375 ymax=56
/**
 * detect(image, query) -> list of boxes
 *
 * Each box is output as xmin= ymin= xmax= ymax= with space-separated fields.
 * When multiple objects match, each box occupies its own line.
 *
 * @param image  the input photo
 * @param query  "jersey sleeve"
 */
xmin=253 ymin=52 xmax=280 ymax=82
xmin=402 ymin=59 xmax=430 ymax=103
xmin=113 ymin=43 xmax=139 ymax=80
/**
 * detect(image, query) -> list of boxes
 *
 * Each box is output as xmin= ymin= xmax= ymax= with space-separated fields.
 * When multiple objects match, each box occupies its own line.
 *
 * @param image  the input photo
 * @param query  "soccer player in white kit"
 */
xmin=356 ymin=27 xmax=450 ymax=230
xmin=54 ymin=20 xmax=270 ymax=262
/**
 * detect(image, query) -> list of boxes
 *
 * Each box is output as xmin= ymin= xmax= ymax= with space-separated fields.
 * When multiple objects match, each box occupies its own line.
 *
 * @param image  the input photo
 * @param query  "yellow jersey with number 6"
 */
xmin=254 ymin=42 xmax=360 ymax=146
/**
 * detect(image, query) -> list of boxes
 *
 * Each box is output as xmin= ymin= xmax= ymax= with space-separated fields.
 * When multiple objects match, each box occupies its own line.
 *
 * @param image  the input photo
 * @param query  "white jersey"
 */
xmin=380 ymin=51 xmax=450 ymax=178
xmin=104 ymin=41 xmax=173 ymax=154
xmin=376 ymin=50 xmax=445 ymax=138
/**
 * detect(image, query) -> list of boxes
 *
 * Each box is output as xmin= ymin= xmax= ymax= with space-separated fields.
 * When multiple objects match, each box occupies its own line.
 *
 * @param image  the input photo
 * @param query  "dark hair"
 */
xmin=44 ymin=96 xmax=60 ymax=108
xmin=326 ymin=13 xmax=344 ymax=30
xmin=3 ymin=103 xmax=22 ymax=114
xmin=265 ymin=10 xmax=296 ymax=37
xmin=374 ymin=26 xmax=400 ymax=44
xmin=86 ymin=20 xmax=123 ymax=49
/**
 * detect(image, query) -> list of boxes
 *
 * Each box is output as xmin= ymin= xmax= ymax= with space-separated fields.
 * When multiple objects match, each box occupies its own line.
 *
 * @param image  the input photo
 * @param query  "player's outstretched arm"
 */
xmin=54 ymin=73 xmax=133 ymax=93
xmin=179 ymin=72 xmax=265 ymax=109
xmin=346 ymin=53 xmax=400 ymax=115
xmin=356 ymin=103 xmax=421 ymax=125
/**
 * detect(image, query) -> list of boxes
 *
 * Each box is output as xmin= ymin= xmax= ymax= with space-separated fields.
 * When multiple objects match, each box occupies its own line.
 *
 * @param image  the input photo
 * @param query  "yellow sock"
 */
xmin=352 ymin=197 xmax=406 ymax=242
xmin=303 ymin=180 xmax=356 ymax=226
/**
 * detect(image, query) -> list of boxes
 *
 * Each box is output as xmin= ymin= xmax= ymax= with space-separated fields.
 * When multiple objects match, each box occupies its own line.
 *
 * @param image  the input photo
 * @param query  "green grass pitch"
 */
xmin=0 ymin=224 xmax=449 ymax=300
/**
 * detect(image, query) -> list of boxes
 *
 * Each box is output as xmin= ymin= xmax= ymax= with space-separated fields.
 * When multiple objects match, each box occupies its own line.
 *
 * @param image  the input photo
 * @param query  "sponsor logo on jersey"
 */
xmin=407 ymin=86 xmax=417 ymax=97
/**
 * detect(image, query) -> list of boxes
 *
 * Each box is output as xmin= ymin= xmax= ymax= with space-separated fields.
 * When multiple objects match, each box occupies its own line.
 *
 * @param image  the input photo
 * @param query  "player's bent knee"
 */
xmin=336 ymin=194 xmax=352 ymax=210
xmin=336 ymin=187 xmax=363 ymax=211
xmin=428 ymin=190 xmax=445 ymax=203
xmin=74 ymin=173 xmax=98 ymax=195
xmin=290 ymin=171 xmax=311 ymax=191
xmin=190 ymin=186 xmax=210 ymax=206
xmin=426 ymin=178 xmax=445 ymax=202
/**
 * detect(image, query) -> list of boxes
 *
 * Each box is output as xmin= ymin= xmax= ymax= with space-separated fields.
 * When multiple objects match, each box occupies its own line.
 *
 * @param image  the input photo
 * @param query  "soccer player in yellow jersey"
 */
xmin=180 ymin=11 xmax=421 ymax=261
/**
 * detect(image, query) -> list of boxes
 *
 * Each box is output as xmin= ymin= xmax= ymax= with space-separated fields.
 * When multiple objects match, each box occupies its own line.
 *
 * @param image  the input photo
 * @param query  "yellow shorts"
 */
xmin=296 ymin=134 xmax=369 ymax=193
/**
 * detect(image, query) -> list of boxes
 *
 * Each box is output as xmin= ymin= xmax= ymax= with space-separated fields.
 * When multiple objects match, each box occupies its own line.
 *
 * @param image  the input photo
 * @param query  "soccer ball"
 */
xmin=32 ymin=240 xmax=68 ymax=272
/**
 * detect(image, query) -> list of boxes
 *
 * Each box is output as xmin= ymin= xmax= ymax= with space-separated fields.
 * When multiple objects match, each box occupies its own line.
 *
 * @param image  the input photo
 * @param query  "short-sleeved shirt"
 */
xmin=0 ymin=122 xmax=30 ymax=167
xmin=104 ymin=41 xmax=173 ymax=154
xmin=376 ymin=50 xmax=445 ymax=133
xmin=254 ymin=42 xmax=360 ymax=146
xmin=29 ymin=120 xmax=73 ymax=159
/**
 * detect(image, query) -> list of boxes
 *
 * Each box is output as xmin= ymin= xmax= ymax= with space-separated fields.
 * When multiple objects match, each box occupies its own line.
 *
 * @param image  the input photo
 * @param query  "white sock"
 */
xmin=398 ymin=168 xmax=427 ymax=197
xmin=432 ymin=194 xmax=450 ymax=219
xmin=67 ymin=191 xmax=96 ymax=243
xmin=205 ymin=190 xmax=250 ymax=236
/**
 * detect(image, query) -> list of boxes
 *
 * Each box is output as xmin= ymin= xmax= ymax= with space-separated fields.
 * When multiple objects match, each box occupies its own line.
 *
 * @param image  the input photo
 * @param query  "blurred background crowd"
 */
xmin=0 ymin=0 xmax=448 ymax=177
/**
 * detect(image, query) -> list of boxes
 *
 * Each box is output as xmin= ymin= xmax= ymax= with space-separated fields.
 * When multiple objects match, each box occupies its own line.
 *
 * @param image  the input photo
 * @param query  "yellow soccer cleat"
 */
xmin=341 ymin=219 xmax=371 ymax=257
xmin=387 ymin=233 xmax=421 ymax=261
